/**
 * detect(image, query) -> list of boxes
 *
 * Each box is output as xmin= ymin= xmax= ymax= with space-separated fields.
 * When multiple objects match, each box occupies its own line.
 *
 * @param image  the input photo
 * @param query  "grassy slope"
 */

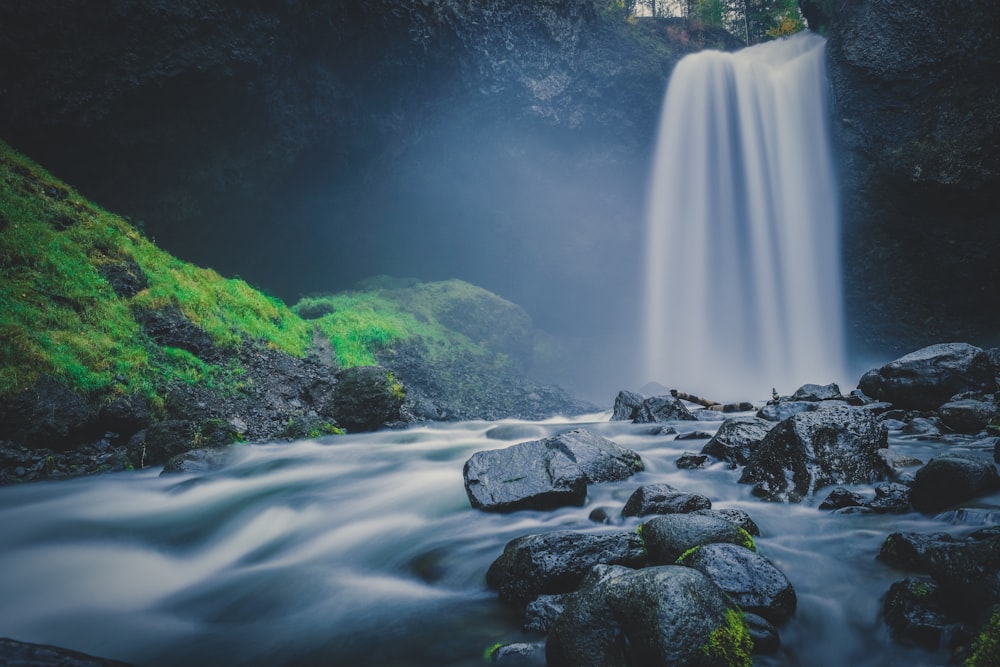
xmin=0 ymin=139 xmax=527 ymax=413
xmin=0 ymin=139 xmax=312 ymax=409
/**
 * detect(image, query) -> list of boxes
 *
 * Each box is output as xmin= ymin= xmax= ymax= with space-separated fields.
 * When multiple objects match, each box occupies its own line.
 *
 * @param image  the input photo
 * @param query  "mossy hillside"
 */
xmin=0 ymin=138 xmax=311 ymax=405
xmin=294 ymin=277 xmax=533 ymax=371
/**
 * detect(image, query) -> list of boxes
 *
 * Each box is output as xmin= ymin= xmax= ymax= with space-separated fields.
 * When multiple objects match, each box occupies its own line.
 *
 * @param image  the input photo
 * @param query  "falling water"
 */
xmin=642 ymin=32 xmax=845 ymax=401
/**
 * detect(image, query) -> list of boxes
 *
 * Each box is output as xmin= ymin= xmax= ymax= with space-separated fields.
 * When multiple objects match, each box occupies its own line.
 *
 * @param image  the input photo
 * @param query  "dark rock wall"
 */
xmin=0 ymin=1 xmax=736 ymax=341
xmin=824 ymin=0 xmax=1000 ymax=360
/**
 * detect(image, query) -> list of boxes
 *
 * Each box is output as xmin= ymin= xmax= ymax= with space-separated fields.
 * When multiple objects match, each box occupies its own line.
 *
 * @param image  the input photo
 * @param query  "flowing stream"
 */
xmin=643 ymin=32 xmax=846 ymax=401
xmin=1 ymin=413 xmax=997 ymax=666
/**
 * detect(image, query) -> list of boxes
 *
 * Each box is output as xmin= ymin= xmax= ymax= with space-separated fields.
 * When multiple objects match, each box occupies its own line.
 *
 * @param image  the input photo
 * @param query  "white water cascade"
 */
xmin=642 ymin=32 xmax=846 ymax=401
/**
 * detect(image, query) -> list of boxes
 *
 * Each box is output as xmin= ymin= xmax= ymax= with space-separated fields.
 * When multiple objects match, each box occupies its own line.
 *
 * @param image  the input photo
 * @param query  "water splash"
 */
xmin=642 ymin=32 xmax=845 ymax=401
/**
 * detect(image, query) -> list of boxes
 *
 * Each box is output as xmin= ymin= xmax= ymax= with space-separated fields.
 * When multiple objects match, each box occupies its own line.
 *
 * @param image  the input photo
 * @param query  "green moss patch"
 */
xmin=0 ymin=138 xmax=310 ymax=403
xmin=701 ymin=608 xmax=753 ymax=667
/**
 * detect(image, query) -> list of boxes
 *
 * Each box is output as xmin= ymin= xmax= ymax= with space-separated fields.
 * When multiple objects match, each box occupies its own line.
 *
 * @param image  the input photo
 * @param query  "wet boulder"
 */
xmin=744 ymin=612 xmax=780 ymax=654
xmin=756 ymin=400 xmax=819 ymax=422
xmin=938 ymin=399 xmax=998 ymax=434
xmin=858 ymin=343 xmax=996 ymax=411
xmin=908 ymin=453 xmax=1000 ymax=513
xmin=546 ymin=565 xmax=752 ymax=667
xmin=160 ymin=446 xmax=246 ymax=475
xmin=819 ymin=486 xmax=867 ymax=511
xmin=524 ymin=593 xmax=571 ymax=633
xmin=868 ymin=482 xmax=911 ymax=513
xmin=463 ymin=429 xmax=643 ymax=512
xmin=881 ymin=577 xmax=953 ymax=649
xmin=485 ymin=530 xmax=646 ymax=606
xmin=701 ymin=416 xmax=774 ymax=466
xmin=691 ymin=508 xmax=761 ymax=537
xmin=677 ymin=543 xmax=797 ymax=624
xmin=621 ymin=483 xmax=712 ymax=517
xmin=329 ymin=366 xmax=405 ymax=432
xmin=738 ymin=406 xmax=888 ymax=502
xmin=611 ymin=390 xmax=644 ymax=421
xmin=633 ymin=395 xmax=697 ymax=423
xmin=879 ymin=527 xmax=1000 ymax=612
xmin=676 ymin=452 xmax=710 ymax=469
xmin=642 ymin=514 xmax=756 ymax=564
xmin=790 ymin=383 xmax=844 ymax=401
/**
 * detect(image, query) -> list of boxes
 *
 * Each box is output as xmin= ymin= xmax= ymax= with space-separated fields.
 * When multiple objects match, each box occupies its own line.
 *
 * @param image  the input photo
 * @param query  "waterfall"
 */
xmin=642 ymin=31 xmax=845 ymax=401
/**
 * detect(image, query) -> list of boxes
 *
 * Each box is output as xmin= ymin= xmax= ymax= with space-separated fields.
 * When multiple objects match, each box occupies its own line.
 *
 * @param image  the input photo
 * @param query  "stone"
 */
xmin=160 ymin=446 xmax=246 ymax=475
xmin=908 ymin=453 xmax=1000 ymax=513
xmin=881 ymin=577 xmax=952 ymax=650
xmin=675 ymin=430 xmax=712 ymax=440
xmin=329 ymin=365 xmax=405 ymax=432
xmin=676 ymin=452 xmax=710 ymax=469
xmin=939 ymin=399 xmax=998 ymax=434
xmin=642 ymin=514 xmax=755 ymax=565
xmin=611 ymin=390 xmax=644 ymax=421
xmin=789 ymin=383 xmax=844 ymax=401
xmin=701 ymin=416 xmax=774 ymax=467
xmin=857 ymin=343 xmax=996 ymax=411
xmin=819 ymin=486 xmax=867 ymax=511
xmin=677 ymin=543 xmax=797 ymax=624
xmin=691 ymin=508 xmax=761 ymax=537
xmin=633 ymin=395 xmax=697 ymax=423
xmin=621 ymin=483 xmax=712 ymax=517
xmin=739 ymin=406 xmax=889 ymax=502
xmin=463 ymin=429 xmax=643 ymax=512
xmin=545 ymin=565 xmax=752 ymax=667
xmin=524 ymin=593 xmax=570 ymax=633
xmin=744 ymin=612 xmax=780 ymax=654
xmin=879 ymin=527 xmax=1000 ymax=613
xmin=485 ymin=531 xmax=646 ymax=606
xmin=491 ymin=641 xmax=546 ymax=666
xmin=868 ymin=482 xmax=911 ymax=514
xmin=756 ymin=400 xmax=818 ymax=422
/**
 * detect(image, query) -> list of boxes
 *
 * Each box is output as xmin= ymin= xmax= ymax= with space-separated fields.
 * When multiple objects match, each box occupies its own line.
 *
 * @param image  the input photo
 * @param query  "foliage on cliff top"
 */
xmin=0 ymin=138 xmax=310 ymax=401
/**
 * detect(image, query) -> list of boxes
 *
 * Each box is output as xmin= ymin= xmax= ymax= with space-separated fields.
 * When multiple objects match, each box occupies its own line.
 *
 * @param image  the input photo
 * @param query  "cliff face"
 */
xmin=824 ymin=0 xmax=1000 ymax=359
xmin=0 ymin=1 xmax=738 ymax=337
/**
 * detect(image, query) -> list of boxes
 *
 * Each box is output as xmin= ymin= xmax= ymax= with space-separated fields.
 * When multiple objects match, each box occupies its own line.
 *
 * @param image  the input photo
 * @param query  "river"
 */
xmin=0 ymin=411 xmax=996 ymax=666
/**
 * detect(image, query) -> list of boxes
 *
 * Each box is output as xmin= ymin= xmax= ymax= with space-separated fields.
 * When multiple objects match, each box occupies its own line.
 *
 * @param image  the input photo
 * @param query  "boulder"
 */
xmin=463 ymin=429 xmax=643 ymax=512
xmin=633 ymin=396 xmax=697 ymax=423
xmin=744 ymin=612 xmax=780 ymax=654
xmin=485 ymin=530 xmax=646 ymax=606
xmin=819 ymin=487 xmax=867 ymax=511
xmin=621 ymin=483 xmax=712 ymax=517
xmin=701 ymin=416 xmax=774 ymax=467
xmin=789 ymin=383 xmax=844 ymax=401
xmin=756 ymin=400 xmax=818 ymax=422
xmin=642 ymin=514 xmax=755 ymax=565
xmin=524 ymin=593 xmax=570 ymax=633
xmin=868 ymin=482 xmax=911 ymax=514
xmin=545 ymin=565 xmax=752 ymax=667
xmin=677 ymin=543 xmax=797 ymax=624
xmin=676 ymin=452 xmax=710 ymax=469
xmin=738 ymin=406 xmax=888 ymax=502
xmin=879 ymin=527 xmax=1000 ymax=613
xmin=691 ymin=508 xmax=761 ymax=537
xmin=881 ymin=577 xmax=952 ymax=650
xmin=160 ymin=446 xmax=245 ymax=475
xmin=611 ymin=390 xmax=644 ymax=421
xmin=939 ymin=399 xmax=998 ymax=434
xmin=329 ymin=366 xmax=405 ymax=432
xmin=490 ymin=641 xmax=546 ymax=666
xmin=908 ymin=453 xmax=1000 ymax=513
xmin=857 ymin=343 xmax=996 ymax=411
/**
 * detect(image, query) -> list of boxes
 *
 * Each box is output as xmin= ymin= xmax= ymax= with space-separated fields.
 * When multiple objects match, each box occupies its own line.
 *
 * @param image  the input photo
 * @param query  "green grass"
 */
xmin=0 ymin=139 xmax=310 ymax=402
